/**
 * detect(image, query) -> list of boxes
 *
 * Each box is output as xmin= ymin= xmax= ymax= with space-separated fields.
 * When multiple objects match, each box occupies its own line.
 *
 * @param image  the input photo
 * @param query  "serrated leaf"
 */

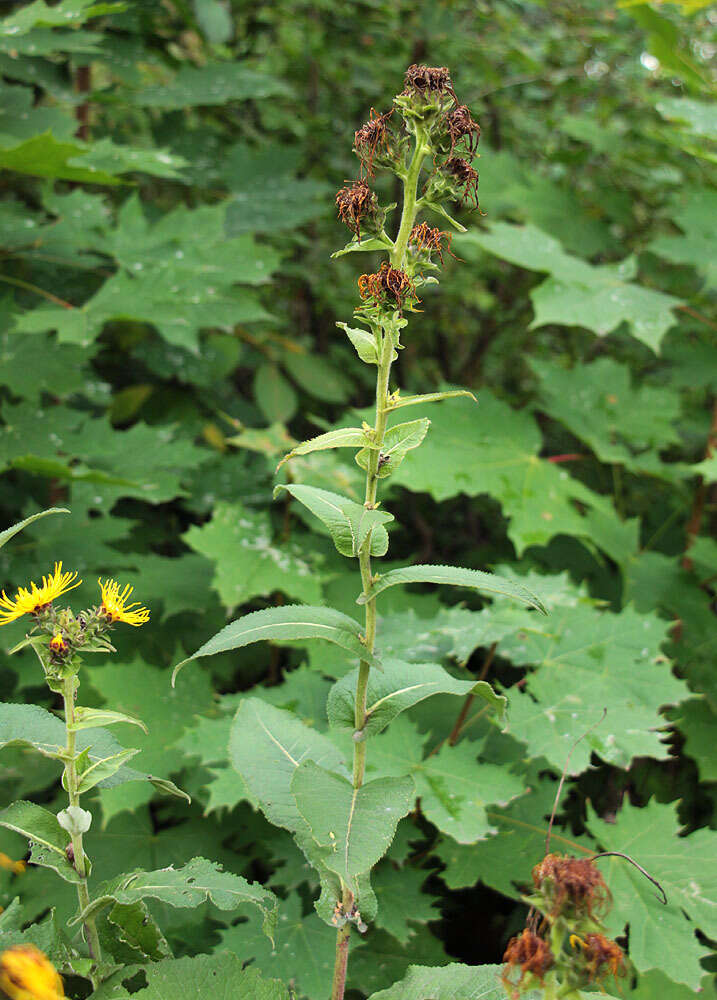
xmin=337 ymin=321 xmax=379 ymax=364
xmin=385 ymin=389 xmax=476 ymax=411
xmin=275 ymin=483 xmax=392 ymax=558
xmin=367 ymin=962 xmax=536 ymax=999
xmin=277 ymin=426 xmax=368 ymax=468
xmin=80 ymin=857 xmax=278 ymax=942
xmin=69 ymin=707 xmax=148 ymax=735
xmin=650 ymin=187 xmax=717 ymax=289
xmin=183 ymin=500 xmax=322 ymax=608
xmin=0 ymin=133 xmax=120 ymax=184
xmin=589 ymin=800 xmax=716 ymax=988
xmin=291 ymin=760 xmax=414 ymax=898
xmin=173 ymin=604 xmax=378 ymax=684
xmin=0 ymin=506 xmax=69 ymax=549
xmin=356 ymin=419 xmax=431 ymax=478
xmin=327 ymin=658 xmax=507 ymax=737
xmin=0 ymin=800 xmax=80 ymax=883
xmin=359 ymin=564 xmax=546 ymax=613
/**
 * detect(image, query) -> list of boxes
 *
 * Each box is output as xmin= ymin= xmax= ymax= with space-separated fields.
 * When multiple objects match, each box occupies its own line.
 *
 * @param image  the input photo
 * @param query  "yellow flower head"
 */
xmin=49 ymin=633 xmax=67 ymax=656
xmin=98 ymin=578 xmax=150 ymax=627
xmin=0 ymin=945 xmax=64 ymax=1000
xmin=0 ymin=563 xmax=81 ymax=626
xmin=0 ymin=852 xmax=26 ymax=875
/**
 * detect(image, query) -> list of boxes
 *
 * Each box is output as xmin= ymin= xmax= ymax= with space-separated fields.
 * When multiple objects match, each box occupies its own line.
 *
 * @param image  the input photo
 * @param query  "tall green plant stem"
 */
xmin=330 ymin=130 xmax=428 ymax=1000
xmin=62 ymin=677 xmax=103 ymax=982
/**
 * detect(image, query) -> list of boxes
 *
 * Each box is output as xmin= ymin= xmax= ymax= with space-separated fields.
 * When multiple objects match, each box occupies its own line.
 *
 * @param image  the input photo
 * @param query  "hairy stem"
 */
xmin=331 ymin=130 xmax=428 ymax=1000
xmin=62 ymin=678 xmax=102 ymax=981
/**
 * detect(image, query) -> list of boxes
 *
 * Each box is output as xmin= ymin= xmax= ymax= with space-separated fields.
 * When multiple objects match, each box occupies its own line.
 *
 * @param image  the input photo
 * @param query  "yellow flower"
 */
xmin=98 ymin=578 xmax=150 ymax=627
xmin=0 ymin=853 xmax=25 ymax=875
xmin=49 ymin=633 xmax=67 ymax=656
xmin=0 ymin=563 xmax=81 ymax=626
xmin=0 ymin=945 xmax=64 ymax=1000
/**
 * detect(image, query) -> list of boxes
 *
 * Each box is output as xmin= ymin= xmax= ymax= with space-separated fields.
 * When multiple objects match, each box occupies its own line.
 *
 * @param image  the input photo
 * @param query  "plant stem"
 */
xmin=62 ymin=677 xmax=103 ymax=981
xmin=330 ymin=130 xmax=428 ymax=1000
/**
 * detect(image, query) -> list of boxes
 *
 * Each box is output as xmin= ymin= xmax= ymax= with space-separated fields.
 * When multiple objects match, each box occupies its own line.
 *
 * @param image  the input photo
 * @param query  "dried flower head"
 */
xmin=444 ymin=156 xmax=480 ymax=208
xmin=358 ymin=261 xmax=417 ymax=310
xmin=354 ymin=108 xmax=393 ymax=176
xmin=0 ymin=563 xmax=81 ymax=626
xmin=336 ymin=179 xmax=378 ymax=241
xmin=579 ymin=933 xmax=625 ymax=982
xmin=0 ymin=945 xmax=64 ymax=1000
xmin=403 ymin=64 xmax=454 ymax=97
xmin=409 ymin=222 xmax=457 ymax=265
xmin=98 ymin=578 xmax=150 ymax=627
xmin=533 ymin=854 xmax=611 ymax=920
xmin=502 ymin=929 xmax=555 ymax=996
xmin=445 ymin=104 xmax=481 ymax=156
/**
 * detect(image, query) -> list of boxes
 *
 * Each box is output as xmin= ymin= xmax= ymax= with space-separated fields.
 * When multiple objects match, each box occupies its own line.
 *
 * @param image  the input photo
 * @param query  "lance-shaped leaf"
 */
xmin=277 ymin=427 xmax=368 ymax=468
xmin=0 ymin=801 xmax=80 ymax=883
xmin=291 ymin=760 xmax=414 ymax=897
xmin=78 ymin=857 xmax=279 ymax=942
xmin=384 ymin=389 xmax=476 ymax=412
xmin=331 ymin=234 xmax=394 ymax=258
xmin=337 ymin=322 xmax=379 ymax=364
xmin=173 ymin=605 xmax=378 ymax=685
xmin=275 ymin=484 xmax=393 ymax=558
xmin=69 ymin=707 xmax=148 ymax=735
xmin=328 ymin=658 xmax=507 ymax=737
xmin=76 ymin=748 xmax=140 ymax=794
xmin=229 ymin=698 xmax=346 ymax=835
xmin=358 ymin=564 xmax=547 ymax=613
xmin=356 ymin=418 xmax=431 ymax=478
xmin=0 ymin=506 xmax=69 ymax=549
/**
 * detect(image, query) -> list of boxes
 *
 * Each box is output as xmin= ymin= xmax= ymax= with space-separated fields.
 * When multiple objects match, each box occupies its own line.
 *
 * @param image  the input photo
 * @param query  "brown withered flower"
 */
xmin=444 ymin=156 xmax=480 ymax=208
xmin=409 ymin=222 xmax=457 ymax=265
xmin=445 ymin=104 xmax=481 ymax=156
xmin=502 ymin=930 xmax=555 ymax=997
xmin=354 ymin=108 xmax=393 ymax=176
xmin=533 ymin=854 xmax=611 ymax=921
xmin=336 ymin=179 xmax=378 ymax=241
xmin=403 ymin=64 xmax=454 ymax=97
xmin=580 ymin=933 xmax=625 ymax=983
xmin=358 ymin=261 xmax=417 ymax=310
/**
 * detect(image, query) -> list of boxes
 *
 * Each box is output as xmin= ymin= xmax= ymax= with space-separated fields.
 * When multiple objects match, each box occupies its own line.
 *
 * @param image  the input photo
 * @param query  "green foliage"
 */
xmin=0 ymin=1 xmax=714 ymax=998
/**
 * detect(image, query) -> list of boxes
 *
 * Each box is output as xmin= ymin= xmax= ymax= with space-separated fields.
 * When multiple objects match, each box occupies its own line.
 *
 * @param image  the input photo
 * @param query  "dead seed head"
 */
xmin=533 ymin=854 xmax=611 ymax=920
xmin=444 ymin=156 xmax=480 ymax=208
xmin=354 ymin=108 xmax=393 ymax=176
xmin=409 ymin=222 xmax=457 ymax=265
xmin=502 ymin=930 xmax=555 ymax=996
xmin=582 ymin=933 xmax=625 ymax=982
xmin=403 ymin=64 xmax=453 ymax=96
xmin=336 ymin=179 xmax=377 ymax=239
xmin=358 ymin=261 xmax=416 ymax=310
xmin=446 ymin=104 xmax=481 ymax=156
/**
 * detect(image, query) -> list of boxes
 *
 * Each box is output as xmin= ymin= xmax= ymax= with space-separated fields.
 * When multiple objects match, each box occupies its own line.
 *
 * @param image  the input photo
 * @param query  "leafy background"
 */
xmin=0 ymin=1 xmax=715 ymax=998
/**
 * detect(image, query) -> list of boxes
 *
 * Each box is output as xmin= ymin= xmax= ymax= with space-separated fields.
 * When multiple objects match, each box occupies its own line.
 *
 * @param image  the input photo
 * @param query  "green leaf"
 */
xmin=463 ymin=223 xmax=681 ymax=351
xmin=89 ymin=953 xmax=290 ymax=1000
xmin=173 ymin=605 xmax=378 ymax=685
xmin=356 ymin=419 xmax=431 ymax=478
xmin=101 ymin=900 xmax=171 ymax=964
xmin=337 ymin=321 xmax=379 ymax=364
xmin=367 ymin=963 xmax=531 ymax=999
xmin=254 ymin=362 xmax=298 ymax=423
xmin=183 ymin=501 xmax=322 ymax=608
xmin=278 ymin=426 xmax=367 ymax=468
xmin=194 ymin=0 xmax=233 ymax=44
xmin=80 ymin=857 xmax=278 ymax=941
xmin=590 ymin=800 xmax=716 ymax=988
xmin=275 ymin=483 xmax=393 ymax=558
xmin=218 ymin=891 xmax=335 ymax=1000
xmin=655 ymin=98 xmax=717 ymax=140
xmin=499 ymin=604 xmax=689 ymax=773
xmin=385 ymin=389 xmax=476 ymax=411
xmin=327 ymin=657 xmax=507 ymax=737
xmin=76 ymin=748 xmax=140 ymax=794
xmin=291 ymin=760 xmax=415 ymax=898
xmin=650 ymin=188 xmax=717 ymax=289
xmin=128 ymin=64 xmax=288 ymax=109
xmin=0 ymin=506 xmax=69 ymax=549
xmin=331 ymin=234 xmax=394 ymax=258
xmin=0 ymin=800 xmax=80 ymax=883
xmin=69 ymin=707 xmax=148 ymax=735
xmin=0 ymin=133 xmax=120 ymax=184
xmin=359 ymin=563 xmax=546 ymax=613
xmin=372 ymin=863 xmax=439 ymax=944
